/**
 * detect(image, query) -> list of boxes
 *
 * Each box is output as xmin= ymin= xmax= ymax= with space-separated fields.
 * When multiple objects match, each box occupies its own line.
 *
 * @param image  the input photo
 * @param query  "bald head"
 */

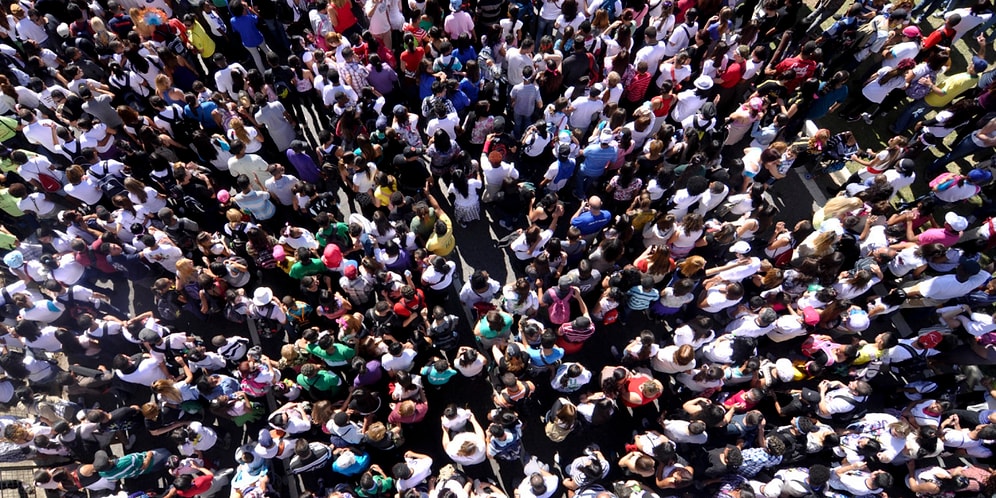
xmin=588 ymin=196 xmax=602 ymax=211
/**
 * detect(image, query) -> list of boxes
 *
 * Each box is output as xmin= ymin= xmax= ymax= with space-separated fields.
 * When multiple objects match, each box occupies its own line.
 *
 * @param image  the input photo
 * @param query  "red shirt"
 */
xmin=626 ymin=71 xmax=652 ymax=101
xmin=922 ymin=26 xmax=956 ymax=52
xmin=400 ymin=47 xmax=426 ymax=78
xmin=177 ymin=475 xmax=213 ymax=497
xmin=718 ymin=60 xmax=745 ymax=89
xmin=79 ymin=239 xmax=118 ymax=275
xmin=774 ymin=57 xmax=816 ymax=91
xmin=392 ymin=289 xmax=425 ymax=318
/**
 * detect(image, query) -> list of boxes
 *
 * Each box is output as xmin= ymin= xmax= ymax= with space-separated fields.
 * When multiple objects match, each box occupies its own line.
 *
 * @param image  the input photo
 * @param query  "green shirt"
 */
xmin=0 ymin=190 xmax=23 ymax=217
xmin=99 ymin=453 xmax=147 ymax=480
xmin=297 ymin=369 xmax=343 ymax=393
xmin=316 ymin=222 xmax=349 ymax=247
xmin=289 ymin=258 xmax=327 ymax=279
xmin=420 ymin=365 xmax=457 ymax=385
xmin=410 ymin=208 xmax=437 ymax=238
xmin=307 ymin=342 xmax=356 ymax=367
xmin=0 ymin=117 xmax=18 ymax=144
xmin=355 ymin=475 xmax=395 ymax=498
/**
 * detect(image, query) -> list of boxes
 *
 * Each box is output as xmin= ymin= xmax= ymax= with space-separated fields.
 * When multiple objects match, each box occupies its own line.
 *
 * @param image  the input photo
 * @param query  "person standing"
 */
xmin=510 ymin=66 xmax=543 ymax=139
xmin=229 ymin=0 xmax=272 ymax=73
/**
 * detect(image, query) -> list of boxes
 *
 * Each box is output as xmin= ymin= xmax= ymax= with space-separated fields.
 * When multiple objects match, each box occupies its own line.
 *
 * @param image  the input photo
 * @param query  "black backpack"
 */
xmin=89 ymin=161 xmax=127 ymax=197
xmin=159 ymin=104 xmax=200 ymax=144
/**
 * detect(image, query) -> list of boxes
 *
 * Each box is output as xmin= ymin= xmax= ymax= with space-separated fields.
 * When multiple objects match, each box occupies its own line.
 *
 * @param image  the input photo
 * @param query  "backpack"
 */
xmin=89 ymin=161 xmax=127 ymax=197
xmin=829 ymin=395 xmax=868 ymax=423
xmin=254 ymin=245 xmax=278 ymax=270
xmin=889 ymin=343 xmax=932 ymax=381
xmin=159 ymin=105 xmax=199 ymax=144
xmin=57 ymin=287 xmax=99 ymax=319
xmin=546 ymin=288 xmax=572 ymax=325
xmin=156 ymin=289 xmax=183 ymax=321
xmin=167 ymin=184 xmax=207 ymax=218
xmin=157 ymin=25 xmax=187 ymax=56
xmin=225 ymin=221 xmax=251 ymax=255
xmin=224 ymin=300 xmax=248 ymax=324
xmin=586 ymin=52 xmax=603 ymax=85
xmin=254 ymin=303 xmax=286 ymax=339
xmin=26 ymin=161 xmax=62 ymax=193
xmin=439 ymin=56 xmax=458 ymax=77
xmin=599 ymin=0 xmax=618 ymax=21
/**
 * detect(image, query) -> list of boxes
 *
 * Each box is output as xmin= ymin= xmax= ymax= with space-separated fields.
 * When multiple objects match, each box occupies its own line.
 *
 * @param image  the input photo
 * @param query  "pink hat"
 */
xmin=748 ymin=97 xmax=765 ymax=111
xmin=344 ymin=265 xmax=358 ymax=278
xmin=272 ymin=245 xmax=286 ymax=261
xmin=217 ymin=189 xmax=230 ymax=204
xmin=902 ymin=25 xmax=921 ymax=38
xmin=321 ymin=244 xmax=343 ymax=269
xmin=802 ymin=306 xmax=820 ymax=326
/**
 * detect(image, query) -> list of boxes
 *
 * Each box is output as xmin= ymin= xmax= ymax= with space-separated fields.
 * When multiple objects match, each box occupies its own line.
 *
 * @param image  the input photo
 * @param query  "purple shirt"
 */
xmin=353 ymin=360 xmax=383 ymax=387
xmin=286 ymin=150 xmax=321 ymax=184
xmin=366 ymin=64 xmax=399 ymax=96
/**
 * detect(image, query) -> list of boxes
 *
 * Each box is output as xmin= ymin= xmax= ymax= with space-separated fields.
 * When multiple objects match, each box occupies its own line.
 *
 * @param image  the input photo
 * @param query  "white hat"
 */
xmin=845 ymin=309 xmax=870 ymax=332
xmin=558 ymin=130 xmax=572 ymax=144
xmin=335 ymin=450 xmax=357 ymax=468
xmin=599 ymin=129 xmax=614 ymax=144
xmin=730 ymin=240 xmax=751 ymax=254
xmin=774 ymin=358 xmax=797 ymax=383
xmin=693 ymin=75 xmax=714 ymax=91
xmin=253 ymin=287 xmax=274 ymax=307
xmin=945 ymin=211 xmax=968 ymax=231
xmin=253 ymin=429 xmax=278 ymax=459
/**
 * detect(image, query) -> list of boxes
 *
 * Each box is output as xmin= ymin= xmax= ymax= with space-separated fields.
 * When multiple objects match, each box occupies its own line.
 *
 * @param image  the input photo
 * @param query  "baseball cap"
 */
xmin=918 ymin=330 xmax=943 ymax=349
xmin=973 ymin=57 xmax=989 ymax=73
xmin=217 ymin=189 xmax=230 ymax=204
xmin=944 ymin=211 xmax=968 ymax=231
xmin=344 ymin=265 xmax=358 ymax=278
xmin=3 ymin=250 xmax=23 ymax=269
xmin=902 ymin=25 xmax=921 ymax=37
xmin=322 ymin=244 xmax=343 ymax=269
xmin=730 ymin=241 xmax=751 ymax=254
xmin=802 ymin=306 xmax=821 ymax=326
xmin=393 ymin=104 xmax=407 ymax=116
xmin=599 ymin=129 xmax=614 ymax=144
xmin=916 ymin=330 xmax=944 ymax=349
xmin=969 ymin=168 xmax=993 ymax=184
xmin=846 ymin=309 xmax=870 ymax=332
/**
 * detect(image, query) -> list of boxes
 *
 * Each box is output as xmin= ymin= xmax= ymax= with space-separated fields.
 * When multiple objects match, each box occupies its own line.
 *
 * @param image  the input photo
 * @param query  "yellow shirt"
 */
xmin=924 ymin=73 xmax=978 ymax=108
xmin=426 ymin=212 xmax=455 ymax=256
xmin=0 ymin=189 xmax=23 ymax=217
xmin=851 ymin=343 xmax=882 ymax=366
xmin=188 ymin=22 xmax=216 ymax=59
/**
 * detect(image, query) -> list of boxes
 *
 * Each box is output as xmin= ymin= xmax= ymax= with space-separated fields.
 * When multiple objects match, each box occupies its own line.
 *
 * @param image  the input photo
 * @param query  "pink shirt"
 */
xmin=917 ymin=228 xmax=959 ymax=246
xmin=444 ymin=12 xmax=474 ymax=39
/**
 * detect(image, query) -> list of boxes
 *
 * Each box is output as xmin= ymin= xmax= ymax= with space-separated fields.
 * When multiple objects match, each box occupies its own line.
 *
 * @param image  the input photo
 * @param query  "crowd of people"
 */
xmin=3 ymin=0 xmax=996 ymax=496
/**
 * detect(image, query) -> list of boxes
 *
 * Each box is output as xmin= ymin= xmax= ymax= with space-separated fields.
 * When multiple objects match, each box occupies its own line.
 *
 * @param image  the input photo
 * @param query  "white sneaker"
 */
xmin=931 ymin=11 xmax=944 ymax=17
xmin=861 ymin=112 xmax=872 ymax=124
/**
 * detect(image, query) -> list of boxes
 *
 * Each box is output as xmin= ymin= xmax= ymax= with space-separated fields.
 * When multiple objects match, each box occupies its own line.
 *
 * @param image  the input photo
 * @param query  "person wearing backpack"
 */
xmin=587 ymin=0 xmax=621 ymax=20
xmin=814 ymin=378 xmax=872 ymax=422
xmin=158 ymin=207 xmax=201 ymax=256
xmin=539 ymin=275 xmax=587 ymax=327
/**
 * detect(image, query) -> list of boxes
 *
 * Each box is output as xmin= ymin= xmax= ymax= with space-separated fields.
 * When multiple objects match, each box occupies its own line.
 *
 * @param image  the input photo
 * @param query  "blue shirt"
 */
xmin=580 ymin=143 xmax=617 ymax=177
xmin=806 ymin=83 xmax=848 ymax=120
xmin=459 ymin=77 xmax=479 ymax=103
xmin=570 ymin=209 xmax=611 ymax=236
xmin=332 ymin=451 xmax=370 ymax=476
xmin=230 ymin=13 xmax=264 ymax=47
xmin=184 ymin=101 xmax=220 ymax=130
xmin=526 ymin=346 xmax=564 ymax=367
xmin=234 ymin=189 xmax=276 ymax=220
xmin=420 ymin=365 xmax=458 ymax=385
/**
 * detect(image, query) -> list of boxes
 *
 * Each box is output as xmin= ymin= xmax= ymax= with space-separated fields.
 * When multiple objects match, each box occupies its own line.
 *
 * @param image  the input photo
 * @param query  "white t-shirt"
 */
xmin=116 ymin=356 xmax=169 ymax=385
xmin=445 ymin=432 xmax=487 ymax=465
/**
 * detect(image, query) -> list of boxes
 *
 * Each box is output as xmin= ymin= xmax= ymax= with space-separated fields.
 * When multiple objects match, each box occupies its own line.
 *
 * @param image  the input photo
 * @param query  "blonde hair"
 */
xmin=822 ymin=197 xmax=863 ymax=220
xmin=152 ymin=379 xmax=182 ymax=404
xmin=175 ymin=258 xmax=195 ymax=274
xmin=229 ymin=117 xmax=251 ymax=146
xmin=227 ymin=208 xmax=244 ymax=223
xmin=677 ymin=256 xmax=706 ymax=276
xmin=155 ymin=74 xmax=172 ymax=94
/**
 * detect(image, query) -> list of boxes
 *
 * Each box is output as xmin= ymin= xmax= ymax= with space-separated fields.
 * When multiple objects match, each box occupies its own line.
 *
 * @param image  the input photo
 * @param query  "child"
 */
xmin=420 ymin=358 xmax=458 ymax=387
